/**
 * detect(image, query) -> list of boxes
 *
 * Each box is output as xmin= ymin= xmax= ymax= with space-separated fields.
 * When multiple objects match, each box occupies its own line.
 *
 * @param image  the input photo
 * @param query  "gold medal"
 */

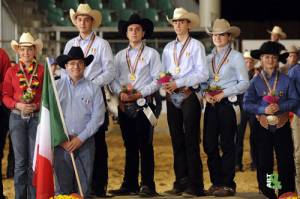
xmin=266 ymin=115 xmax=279 ymax=126
xmin=129 ymin=74 xmax=136 ymax=81
xmin=214 ymin=74 xmax=220 ymax=82
xmin=175 ymin=66 xmax=180 ymax=74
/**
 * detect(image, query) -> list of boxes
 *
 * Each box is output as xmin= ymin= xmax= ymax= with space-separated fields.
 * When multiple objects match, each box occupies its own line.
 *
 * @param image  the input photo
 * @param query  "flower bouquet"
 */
xmin=204 ymin=85 xmax=223 ymax=96
xmin=50 ymin=193 xmax=83 ymax=199
xmin=157 ymin=72 xmax=172 ymax=84
xmin=263 ymin=91 xmax=279 ymax=104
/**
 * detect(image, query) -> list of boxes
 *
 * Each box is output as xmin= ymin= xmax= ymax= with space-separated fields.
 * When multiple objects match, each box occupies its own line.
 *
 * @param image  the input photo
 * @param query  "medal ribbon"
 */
xmin=126 ymin=43 xmax=145 ymax=76
xmin=83 ymin=32 xmax=96 ymax=56
xmin=212 ymin=47 xmax=232 ymax=78
xmin=260 ymin=70 xmax=279 ymax=95
xmin=19 ymin=61 xmax=38 ymax=90
xmin=173 ymin=36 xmax=191 ymax=69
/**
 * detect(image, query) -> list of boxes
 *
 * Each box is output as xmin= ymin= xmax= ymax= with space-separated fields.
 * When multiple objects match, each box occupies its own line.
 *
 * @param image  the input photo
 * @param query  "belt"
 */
xmin=119 ymin=95 xmax=152 ymax=113
xmin=256 ymin=112 xmax=289 ymax=130
xmin=166 ymin=87 xmax=193 ymax=101
xmin=12 ymin=109 xmax=39 ymax=118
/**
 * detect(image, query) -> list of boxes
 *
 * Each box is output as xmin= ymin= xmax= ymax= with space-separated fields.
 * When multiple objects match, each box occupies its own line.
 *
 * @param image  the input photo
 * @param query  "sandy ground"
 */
xmin=2 ymin=114 xmax=262 ymax=198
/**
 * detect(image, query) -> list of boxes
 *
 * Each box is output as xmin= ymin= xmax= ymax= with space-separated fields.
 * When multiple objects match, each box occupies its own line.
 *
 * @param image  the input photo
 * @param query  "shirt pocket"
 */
xmin=80 ymin=96 xmax=93 ymax=112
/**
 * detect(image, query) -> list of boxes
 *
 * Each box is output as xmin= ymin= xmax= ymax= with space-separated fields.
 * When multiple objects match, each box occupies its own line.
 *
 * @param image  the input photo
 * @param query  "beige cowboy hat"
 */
xmin=267 ymin=26 xmax=287 ymax=39
xmin=243 ymin=51 xmax=254 ymax=59
xmin=166 ymin=7 xmax=200 ymax=28
xmin=287 ymin=45 xmax=298 ymax=53
xmin=206 ymin=18 xmax=240 ymax=38
xmin=11 ymin=32 xmax=43 ymax=54
xmin=70 ymin=4 xmax=102 ymax=28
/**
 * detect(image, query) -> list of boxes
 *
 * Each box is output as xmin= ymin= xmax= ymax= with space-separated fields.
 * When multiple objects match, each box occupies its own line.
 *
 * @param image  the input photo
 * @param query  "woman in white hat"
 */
xmin=2 ymin=32 xmax=44 ymax=199
xmin=202 ymin=18 xmax=249 ymax=197
xmin=65 ymin=4 xmax=114 ymax=197
xmin=162 ymin=7 xmax=208 ymax=197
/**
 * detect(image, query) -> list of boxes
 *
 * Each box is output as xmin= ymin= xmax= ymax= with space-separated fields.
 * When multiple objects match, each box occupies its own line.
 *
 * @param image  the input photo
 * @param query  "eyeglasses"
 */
xmin=66 ymin=60 xmax=85 ymax=67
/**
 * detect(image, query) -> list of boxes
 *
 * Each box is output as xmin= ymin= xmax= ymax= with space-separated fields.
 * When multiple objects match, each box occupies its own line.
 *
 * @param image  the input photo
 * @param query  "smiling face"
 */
xmin=65 ymin=59 xmax=85 ymax=82
xmin=212 ymin=33 xmax=231 ymax=48
xmin=18 ymin=45 xmax=36 ymax=65
xmin=260 ymin=54 xmax=279 ymax=71
xmin=172 ymin=19 xmax=190 ymax=36
xmin=75 ymin=15 xmax=93 ymax=34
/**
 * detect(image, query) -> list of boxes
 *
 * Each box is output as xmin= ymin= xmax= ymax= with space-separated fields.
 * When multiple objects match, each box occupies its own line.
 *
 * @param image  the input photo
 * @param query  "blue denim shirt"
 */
xmin=56 ymin=76 xmax=105 ymax=142
xmin=243 ymin=70 xmax=298 ymax=115
xmin=287 ymin=63 xmax=300 ymax=116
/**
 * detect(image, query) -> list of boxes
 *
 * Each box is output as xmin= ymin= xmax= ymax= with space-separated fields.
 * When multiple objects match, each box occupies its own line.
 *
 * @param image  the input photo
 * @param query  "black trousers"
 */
xmin=203 ymin=100 xmax=236 ymax=189
xmin=235 ymin=108 xmax=258 ymax=168
xmin=166 ymin=93 xmax=204 ymax=192
xmin=256 ymin=123 xmax=295 ymax=199
xmin=91 ymin=88 xmax=109 ymax=195
xmin=118 ymin=106 xmax=155 ymax=191
xmin=0 ymin=105 xmax=9 ymax=199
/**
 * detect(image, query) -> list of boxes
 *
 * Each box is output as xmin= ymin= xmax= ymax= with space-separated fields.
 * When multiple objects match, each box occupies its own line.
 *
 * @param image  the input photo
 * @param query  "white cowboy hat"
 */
xmin=70 ymin=4 xmax=102 ymax=28
xmin=267 ymin=26 xmax=287 ymax=39
xmin=243 ymin=51 xmax=253 ymax=59
xmin=11 ymin=32 xmax=43 ymax=54
xmin=206 ymin=18 xmax=240 ymax=38
xmin=166 ymin=7 xmax=200 ymax=28
xmin=286 ymin=45 xmax=298 ymax=53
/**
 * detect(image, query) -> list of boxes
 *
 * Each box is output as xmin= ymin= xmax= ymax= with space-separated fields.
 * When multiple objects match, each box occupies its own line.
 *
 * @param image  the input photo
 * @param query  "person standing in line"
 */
xmin=162 ymin=7 xmax=208 ymax=197
xmin=109 ymin=14 xmax=161 ymax=197
xmin=63 ymin=4 xmax=115 ymax=197
xmin=2 ymin=32 xmax=44 ymax=199
xmin=244 ymin=41 xmax=297 ymax=199
xmin=0 ymin=48 xmax=11 ymax=199
xmin=286 ymin=45 xmax=300 ymax=196
xmin=203 ymin=19 xmax=249 ymax=197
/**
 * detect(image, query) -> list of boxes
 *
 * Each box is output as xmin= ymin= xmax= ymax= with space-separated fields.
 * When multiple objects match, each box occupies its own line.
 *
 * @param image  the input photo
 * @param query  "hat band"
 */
xmin=19 ymin=42 xmax=34 ymax=46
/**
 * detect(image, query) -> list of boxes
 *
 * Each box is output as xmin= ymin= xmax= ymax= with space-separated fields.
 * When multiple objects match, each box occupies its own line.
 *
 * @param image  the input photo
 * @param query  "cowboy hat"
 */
xmin=70 ymin=4 xmax=102 ymax=28
xmin=243 ymin=51 xmax=253 ymax=59
xmin=286 ymin=45 xmax=298 ymax=53
xmin=118 ymin=14 xmax=154 ymax=39
xmin=250 ymin=41 xmax=289 ymax=63
xmin=56 ymin=46 xmax=94 ymax=69
xmin=11 ymin=32 xmax=43 ymax=54
xmin=267 ymin=26 xmax=287 ymax=39
xmin=166 ymin=7 xmax=200 ymax=28
xmin=206 ymin=18 xmax=240 ymax=38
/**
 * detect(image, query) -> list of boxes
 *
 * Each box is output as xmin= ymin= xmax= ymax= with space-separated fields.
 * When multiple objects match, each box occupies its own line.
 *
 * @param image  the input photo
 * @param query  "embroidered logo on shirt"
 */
xmin=185 ymin=51 xmax=190 ymax=57
xmin=91 ymin=48 xmax=97 ymax=54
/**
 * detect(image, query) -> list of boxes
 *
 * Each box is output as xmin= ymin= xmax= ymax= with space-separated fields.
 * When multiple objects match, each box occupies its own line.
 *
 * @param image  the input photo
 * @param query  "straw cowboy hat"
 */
xmin=11 ymin=32 xmax=43 ymax=54
xmin=70 ymin=4 xmax=102 ymax=28
xmin=167 ymin=7 xmax=200 ymax=28
xmin=56 ymin=46 xmax=94 ymax=69
xmin=286 ymin=45 xmax=298 ymax=53
xmin=206 ymin=18 xmax=240 ymax=38
xmin=118 ymin=14 xmax=154 ymax=39
xmin=243 ymin=51 xmax=253 ymax=59
xmin=251 ymin=41 xmax=289 ymax=63
xmin=267 ymin=26 xmax=287 ymax=39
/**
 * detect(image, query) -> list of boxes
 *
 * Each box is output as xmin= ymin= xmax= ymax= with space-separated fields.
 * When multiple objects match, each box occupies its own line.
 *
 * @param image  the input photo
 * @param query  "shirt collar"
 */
xmin=212 ymin=44 xmax=231 ymax=56
xmin=78 ymin=32 xmax=94 ymax=42
xmin=67 ymin=75 xmax=85 ymax=86
xmin=127 ymin=42 xmax=143 ymax=51
xmin=262 ymin=69 xmax=278 ymax=79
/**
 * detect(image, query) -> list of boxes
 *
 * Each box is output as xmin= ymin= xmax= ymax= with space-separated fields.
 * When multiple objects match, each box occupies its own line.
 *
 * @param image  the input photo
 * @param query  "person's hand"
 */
xmin=213 ymin=91 xmax=224 ymax=102
xmin=204 ymin=93 xmax=216 ymax=104
xmin=163 ymin=81 xmax=177 ymax=94
xmin=16 ymin=103 xmax=36 ymax=114
xmin=120 ymin=92 xmax=142 ymax=102
xmin=66 ymin=136 xmax=83 ymax=153
xmin=60 ymin=141 xmax=70 ymax=151
xmin=265 ymin=104 xmax=279 ymax=115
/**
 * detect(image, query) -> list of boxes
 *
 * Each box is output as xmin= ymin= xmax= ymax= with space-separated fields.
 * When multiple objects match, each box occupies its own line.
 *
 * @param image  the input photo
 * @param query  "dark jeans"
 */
xmin=0 ymin=105 xmax=9 ymax=199
xmin=167 ymin=93 xmax=204 ymax=193
xmin=203 ymin=100 xmax=236 ymax=189
xmin=256 ymin=123 xmax=295 ymax=199
xmin=9 ymin=113 xmax=38 ymax=199
xmin=235 ymin=108 xmax=258 ymax=168
xmin=118 ymin=105 xmax=155 ymax=191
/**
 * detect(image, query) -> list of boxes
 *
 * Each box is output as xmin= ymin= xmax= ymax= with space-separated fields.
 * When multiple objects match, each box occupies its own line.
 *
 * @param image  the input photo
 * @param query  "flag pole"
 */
xmin=46 ymin=57 xmax=84 ymax=197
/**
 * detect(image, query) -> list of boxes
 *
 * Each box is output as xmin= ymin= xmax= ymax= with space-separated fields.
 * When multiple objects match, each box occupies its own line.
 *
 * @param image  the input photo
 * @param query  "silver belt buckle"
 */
xmin=266 ymin=115 xmax=279 ymax=126
xmin=21 ymin=111 xmax=31 ymax=119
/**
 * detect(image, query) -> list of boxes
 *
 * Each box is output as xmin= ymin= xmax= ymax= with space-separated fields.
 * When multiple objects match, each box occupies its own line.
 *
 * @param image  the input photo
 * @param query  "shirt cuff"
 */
xmin=78 ymin=133 xmax=88 ymax=143
xmin=258 ymin=106 xmax=265 ymax=114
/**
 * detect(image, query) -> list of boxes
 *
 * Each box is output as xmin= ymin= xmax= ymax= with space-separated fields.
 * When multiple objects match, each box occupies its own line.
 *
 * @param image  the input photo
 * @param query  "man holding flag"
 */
xmin=33 ymin=46 xmax=104 ymax=198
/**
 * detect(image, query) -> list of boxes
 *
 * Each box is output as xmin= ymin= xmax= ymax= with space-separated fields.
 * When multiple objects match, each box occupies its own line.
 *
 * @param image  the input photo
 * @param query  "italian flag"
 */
xmin=33 ymin=59 xmax=68 ymax=199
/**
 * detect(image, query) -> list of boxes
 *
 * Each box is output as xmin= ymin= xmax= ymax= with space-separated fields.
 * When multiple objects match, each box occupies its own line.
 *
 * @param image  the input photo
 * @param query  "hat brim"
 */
xmin=267 ymin=30 xmax=287 ymax=39
xmin=70 ymin=9 xmax=102 ymax=28
xmin=166 ymin=12 xmax=200 ymax=29
xmin=11 ymin=39 xmax=43 ymax=54
xmin=56 ymin=54 xmax=94 ymax=69
xmin=206 ymin=26 xmax=241 ymax=38
xmin=118 ymin=18 xmax=154 ymax=39
xmin=251 ymin=50 xmax=289 ymax=63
